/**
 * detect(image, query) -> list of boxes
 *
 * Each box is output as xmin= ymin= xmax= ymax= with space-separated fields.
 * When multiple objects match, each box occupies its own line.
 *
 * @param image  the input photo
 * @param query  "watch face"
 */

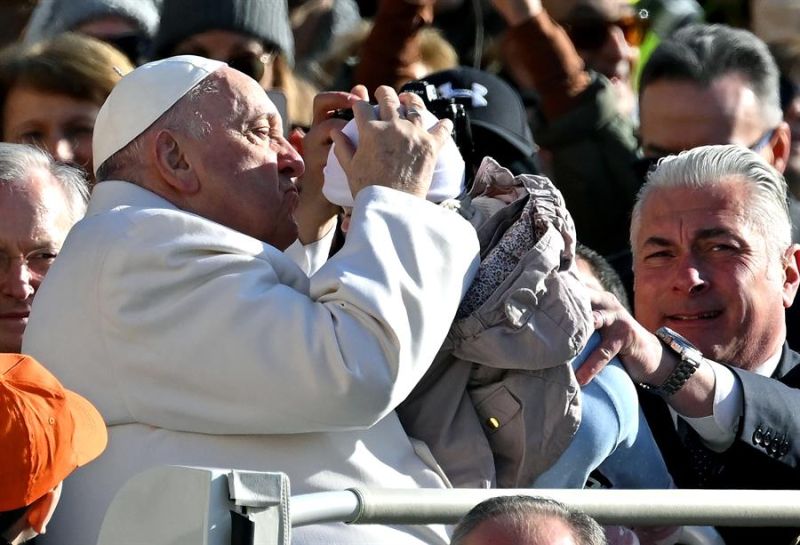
xmin=656 ymin=326 xmax=704 ymax=364
xmin=657 ymin=326 xmax=698 ymax=350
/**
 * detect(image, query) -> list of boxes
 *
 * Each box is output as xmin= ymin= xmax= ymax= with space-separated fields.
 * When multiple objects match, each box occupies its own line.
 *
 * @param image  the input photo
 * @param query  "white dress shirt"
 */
xmin=675 ymin=350 xmax=782 ymax=452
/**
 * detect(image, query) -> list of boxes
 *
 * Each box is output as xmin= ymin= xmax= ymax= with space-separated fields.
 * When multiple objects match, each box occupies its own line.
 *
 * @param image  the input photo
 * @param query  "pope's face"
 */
xmin=182 ymin=68 xmax=304 ymax=249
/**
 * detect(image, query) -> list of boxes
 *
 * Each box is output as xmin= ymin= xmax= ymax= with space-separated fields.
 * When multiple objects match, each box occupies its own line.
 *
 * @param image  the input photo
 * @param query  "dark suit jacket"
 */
xmin=639 ymin=344 xmax=800 ymax=545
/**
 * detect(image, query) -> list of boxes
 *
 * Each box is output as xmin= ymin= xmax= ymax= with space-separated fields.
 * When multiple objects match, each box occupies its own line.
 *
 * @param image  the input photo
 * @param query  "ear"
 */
xmin=782 ymin=244 xmax=800 ymax=309
xmin=768 ymin=121 xmax=791 ymax=174
xmin=153 ymin=129 xmax=200 ymax=195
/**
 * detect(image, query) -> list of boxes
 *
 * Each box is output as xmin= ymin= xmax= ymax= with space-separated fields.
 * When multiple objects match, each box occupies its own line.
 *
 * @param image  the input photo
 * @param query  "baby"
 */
xmin=324 ymin=106 xmax=673 ymax=501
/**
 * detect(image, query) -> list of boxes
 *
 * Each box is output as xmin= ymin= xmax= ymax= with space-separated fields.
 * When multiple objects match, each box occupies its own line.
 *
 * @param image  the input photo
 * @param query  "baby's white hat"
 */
xmin=323 ymin=106 xmax=465 ymax=207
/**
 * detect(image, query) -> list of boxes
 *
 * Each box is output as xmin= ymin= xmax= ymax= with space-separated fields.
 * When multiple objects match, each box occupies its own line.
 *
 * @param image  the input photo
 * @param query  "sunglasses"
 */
xmin=567 ymin=11 xmax=650 ymax=51
xmin=104 ymin=33 xmax=151 ymax=64
xmin=176 ymin=48 xmax=277 ymax=82
xmin=226 ymin=51 xmax=277 ymax=82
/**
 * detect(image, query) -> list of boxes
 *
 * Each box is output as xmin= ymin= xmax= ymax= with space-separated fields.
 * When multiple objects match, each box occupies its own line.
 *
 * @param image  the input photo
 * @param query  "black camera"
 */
xmin=400 ymin=80 xmax=475 ymax=167
xmin=331 ymin=81 xmax=475 ymax=167
xmin=330 ymin=107 xmax=355 ymax=121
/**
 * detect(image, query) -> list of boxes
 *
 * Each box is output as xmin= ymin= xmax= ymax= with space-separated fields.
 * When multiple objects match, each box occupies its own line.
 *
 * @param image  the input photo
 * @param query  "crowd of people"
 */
xmin=2 ymin=0 xmax=800 ymax=544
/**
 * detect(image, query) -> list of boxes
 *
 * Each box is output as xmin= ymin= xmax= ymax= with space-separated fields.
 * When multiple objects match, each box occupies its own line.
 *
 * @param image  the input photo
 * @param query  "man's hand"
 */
xmin=293 ymin=85 xmax=368 ymax=244
xmin=491 ymin=0 xmax=542 ymax=27
xmin=578 ymin=288 xmax=716 ymax=418
xmin=331 ymin=86 xmax=453 ymax=200
xmin=576 ymin=289 xmax=668 ymax=386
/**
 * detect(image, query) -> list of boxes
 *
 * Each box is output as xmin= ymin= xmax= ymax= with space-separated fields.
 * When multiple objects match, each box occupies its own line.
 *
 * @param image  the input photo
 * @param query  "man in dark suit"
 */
xmin=580 ymin=144 xmax=800 ymax=545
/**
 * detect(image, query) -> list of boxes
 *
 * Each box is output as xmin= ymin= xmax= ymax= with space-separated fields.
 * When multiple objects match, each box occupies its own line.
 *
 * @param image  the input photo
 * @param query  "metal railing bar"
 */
xmin=291 ymin=491 xmax=361 ymax=527
xmin=289 ymin=488 xmax=800 ymax=528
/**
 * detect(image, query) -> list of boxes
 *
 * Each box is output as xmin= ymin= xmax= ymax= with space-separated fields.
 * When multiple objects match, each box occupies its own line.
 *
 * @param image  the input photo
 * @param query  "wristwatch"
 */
xmin=638 ymin=326 xmax=703 ymax=397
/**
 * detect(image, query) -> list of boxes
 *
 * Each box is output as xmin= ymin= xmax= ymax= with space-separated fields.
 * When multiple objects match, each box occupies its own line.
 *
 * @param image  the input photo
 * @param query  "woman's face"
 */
xmin=172 ymin=30 xmax=276 ymax=89
xmin=3 ymin=86 xmax=98 ymax=174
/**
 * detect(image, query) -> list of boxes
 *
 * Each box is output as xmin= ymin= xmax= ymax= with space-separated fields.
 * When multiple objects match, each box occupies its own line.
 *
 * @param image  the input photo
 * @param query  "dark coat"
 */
xmin=639 ymin=344 xmax=800 ymax=545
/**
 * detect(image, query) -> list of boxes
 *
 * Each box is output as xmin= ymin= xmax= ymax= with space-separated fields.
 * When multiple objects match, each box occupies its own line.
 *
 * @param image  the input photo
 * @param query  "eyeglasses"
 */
xmin=0 ymin=249 xmax=58 ymax=278
xmin=633 ymin=127 xmax=779 ymax=179
xmin=749 ymin=127 xmax=777 ymax=152
xmin=567 ymin=10 xmax=650 ymax=51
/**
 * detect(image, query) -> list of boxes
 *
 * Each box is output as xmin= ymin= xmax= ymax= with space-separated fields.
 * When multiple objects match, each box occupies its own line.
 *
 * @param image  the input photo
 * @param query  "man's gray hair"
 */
xmin=95 ymin=74 xmax=220 ymax=183
xmin=0 ymin=142 xmax=89 ymax=222
xmin=450 ymin=495 xmax=607 ymax=545
xmin=640 ymin=24 xmax=783 ymax=128
xmin=630 ymin=145 xmax=791 ymax=260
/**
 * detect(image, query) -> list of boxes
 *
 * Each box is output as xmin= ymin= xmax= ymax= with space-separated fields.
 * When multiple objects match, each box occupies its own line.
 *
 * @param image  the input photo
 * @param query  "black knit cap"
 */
xmin=423 ymin=66 xmax=537 ymax=159
xmin=151 ymin=0 xmax=295 ymax=66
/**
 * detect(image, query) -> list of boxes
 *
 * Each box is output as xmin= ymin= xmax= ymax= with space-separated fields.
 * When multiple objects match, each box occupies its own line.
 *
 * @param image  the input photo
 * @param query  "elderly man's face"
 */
xmin=639 ymin=74 xmax=785 ymax=170
xmin=0 ymin=170 xmax=74 ymax=352
xmin=633 ymin=179 xmax=798 ymax=369
xmin=458 ymin=517 xmax=578 ymax=545
xmin=181 ymin=68 xmax=303 ymax=249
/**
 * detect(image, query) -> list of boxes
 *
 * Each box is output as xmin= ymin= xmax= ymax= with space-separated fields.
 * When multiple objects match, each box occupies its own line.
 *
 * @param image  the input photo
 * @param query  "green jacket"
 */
xmin=536 ymin=74 xmax=642 ymax=257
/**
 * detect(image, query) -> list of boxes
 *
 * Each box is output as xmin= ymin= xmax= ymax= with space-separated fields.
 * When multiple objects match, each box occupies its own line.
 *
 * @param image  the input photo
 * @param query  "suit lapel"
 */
xmin=774 ymin=343 xmax=800 ymax=384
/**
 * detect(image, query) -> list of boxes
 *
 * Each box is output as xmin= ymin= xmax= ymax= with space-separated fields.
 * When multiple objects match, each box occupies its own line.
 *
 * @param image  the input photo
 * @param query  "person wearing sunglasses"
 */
xmin=23 ymin=0 xmax=160 ymax=66
xmin=151 ymin=0 xmax=317 ymax=129
xmin=491 ymin=0 xmax=644 ymax=260
xmin=543 ymin=0 xmax=646 ymax=120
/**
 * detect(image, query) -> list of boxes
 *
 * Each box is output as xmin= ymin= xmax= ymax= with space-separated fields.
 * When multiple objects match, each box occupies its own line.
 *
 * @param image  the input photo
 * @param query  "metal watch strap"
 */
xmin=639 ymin=326 xmax=702 ymax=397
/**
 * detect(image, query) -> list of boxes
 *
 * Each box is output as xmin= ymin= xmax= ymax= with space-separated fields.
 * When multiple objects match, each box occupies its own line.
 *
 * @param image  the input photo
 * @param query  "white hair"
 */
xmin=630 ymin=144 xmax=791 ymax=262
xmin=0 ymin=142 xmax=88 ymax=222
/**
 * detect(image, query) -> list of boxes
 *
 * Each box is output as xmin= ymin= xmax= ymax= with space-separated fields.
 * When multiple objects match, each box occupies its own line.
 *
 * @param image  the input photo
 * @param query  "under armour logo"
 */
xmin=436 ymin=82 xmax=489 ymax=108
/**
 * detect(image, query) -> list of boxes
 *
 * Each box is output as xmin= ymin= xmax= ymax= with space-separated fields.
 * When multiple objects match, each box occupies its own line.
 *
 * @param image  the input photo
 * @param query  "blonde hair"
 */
xmin=418 ymin=27 xmax=459 ymax=74
xmin=0 ymin=32 xmax=134 ymax=132
xmin=272 ymin=54 xmax=316 ymax=128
